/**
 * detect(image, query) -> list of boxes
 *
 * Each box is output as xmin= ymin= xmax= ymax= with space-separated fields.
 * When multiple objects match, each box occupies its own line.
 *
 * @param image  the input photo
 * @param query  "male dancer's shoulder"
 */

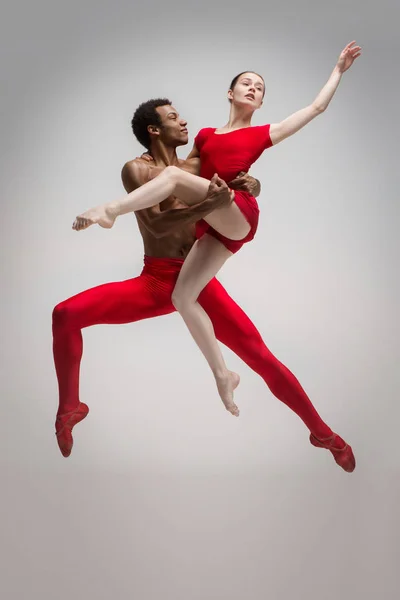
xmin=121 ymin=159 xmax=151 ymax=193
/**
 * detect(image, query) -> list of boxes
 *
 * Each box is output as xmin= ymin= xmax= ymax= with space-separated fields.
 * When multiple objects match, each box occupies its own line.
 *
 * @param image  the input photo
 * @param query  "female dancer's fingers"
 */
xmin=140 ymin=153 xmax=153 ymax=162
xmin=214 ymin=174 xmax=226 ymax=187
xmin=218 ymin=179 xmax=228 ymax=191
xmin=209 ymin=173 xmax=218 ymax=189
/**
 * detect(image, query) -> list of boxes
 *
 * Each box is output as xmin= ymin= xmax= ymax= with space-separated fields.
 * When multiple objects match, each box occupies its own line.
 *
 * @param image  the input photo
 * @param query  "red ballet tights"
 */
xmin=52 ymin=256 xmax=333 ymax=438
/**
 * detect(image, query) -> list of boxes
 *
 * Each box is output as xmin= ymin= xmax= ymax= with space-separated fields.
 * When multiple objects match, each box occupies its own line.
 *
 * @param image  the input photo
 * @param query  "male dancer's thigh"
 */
xmin=198 ymin=277 xmax=264 ymax=356
xmin=54 ymin=272 xmax=175 ymax=330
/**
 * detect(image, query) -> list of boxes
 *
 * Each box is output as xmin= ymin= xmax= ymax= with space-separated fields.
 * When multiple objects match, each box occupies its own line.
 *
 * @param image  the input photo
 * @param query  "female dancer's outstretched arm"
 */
xmin=269 ymin=41 xmax=361 ymax=145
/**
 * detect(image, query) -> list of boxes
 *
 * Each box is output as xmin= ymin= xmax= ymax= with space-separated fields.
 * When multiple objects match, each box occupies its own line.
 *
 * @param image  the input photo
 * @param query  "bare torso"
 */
xmin=121 ymin=157 xmax=199 ymax=258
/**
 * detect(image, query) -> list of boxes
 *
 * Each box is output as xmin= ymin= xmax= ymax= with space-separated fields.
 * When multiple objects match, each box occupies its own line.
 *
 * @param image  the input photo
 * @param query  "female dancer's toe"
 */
xmin=72 ymin=202 xmax=118 ymax=231
xmin=216 ymin=371 xmax=240 ymax=416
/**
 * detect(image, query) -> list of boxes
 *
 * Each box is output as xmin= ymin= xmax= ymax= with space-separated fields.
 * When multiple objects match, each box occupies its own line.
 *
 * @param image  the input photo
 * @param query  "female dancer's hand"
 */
xmin=135 ymin=152 xmax=153 ymax=162
xmin=206 ymin=174 xmax=234 ymax=207
xmin=336 ymin=41 xmax=361 ymax=73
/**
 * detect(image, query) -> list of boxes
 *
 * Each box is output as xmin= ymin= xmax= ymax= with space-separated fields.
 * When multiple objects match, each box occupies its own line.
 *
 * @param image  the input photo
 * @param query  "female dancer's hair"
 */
xmin=229 ymin=71 xmax=266 ymax=99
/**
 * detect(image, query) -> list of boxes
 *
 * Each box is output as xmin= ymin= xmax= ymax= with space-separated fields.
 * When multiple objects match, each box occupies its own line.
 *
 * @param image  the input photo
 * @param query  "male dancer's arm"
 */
xmin=139 ymin=151 xmax=262 ymax=199
xmin=230 ymin=171 xmax=261 ymax=197
xmin=121 ymin=160 xmax=231 ymax=238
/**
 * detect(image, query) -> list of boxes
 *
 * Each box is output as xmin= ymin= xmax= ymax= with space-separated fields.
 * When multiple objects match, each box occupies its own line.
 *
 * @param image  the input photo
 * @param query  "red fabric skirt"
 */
xmin=195 ymin=191 xmax=260 ymax=254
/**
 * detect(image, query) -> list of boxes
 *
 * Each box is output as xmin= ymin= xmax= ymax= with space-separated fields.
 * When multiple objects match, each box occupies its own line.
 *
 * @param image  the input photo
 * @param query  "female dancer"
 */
xmin=73 ymin=42 xmax=361 ymax=417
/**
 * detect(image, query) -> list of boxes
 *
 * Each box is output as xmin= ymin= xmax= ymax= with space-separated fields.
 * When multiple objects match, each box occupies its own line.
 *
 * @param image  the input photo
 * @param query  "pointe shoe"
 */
xmin=55 ymin=402 xmax=89 ymax=458
xmin=310 ymin=433 xmax=356 ymax=473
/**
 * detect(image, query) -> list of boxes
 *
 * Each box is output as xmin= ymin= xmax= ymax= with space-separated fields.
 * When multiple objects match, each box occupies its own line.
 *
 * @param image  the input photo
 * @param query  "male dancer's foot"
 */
xmin=310 ymin=432 xmax=356 ymax=472
xmin=72 ymin=201 xmax=119 ymax=231
xmin=55 ymin=402 xmax=89 ymax=457
xmin=216 ymin=371 xmax=240 ymax=416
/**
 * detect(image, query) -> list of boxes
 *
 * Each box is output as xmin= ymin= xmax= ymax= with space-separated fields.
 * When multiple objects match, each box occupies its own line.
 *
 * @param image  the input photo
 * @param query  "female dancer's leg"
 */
xmin=73 ymin=168 xmax=250 ymax=412
xmin=73 ymin=167 xmax=251 ymax=241
xmin=170 ymin=233 xmax=240 ymax=415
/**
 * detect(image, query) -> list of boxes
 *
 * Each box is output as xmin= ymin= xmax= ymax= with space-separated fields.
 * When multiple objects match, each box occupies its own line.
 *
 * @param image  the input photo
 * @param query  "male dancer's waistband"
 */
xmin=143 ymin=255 xmax=185 ymax=273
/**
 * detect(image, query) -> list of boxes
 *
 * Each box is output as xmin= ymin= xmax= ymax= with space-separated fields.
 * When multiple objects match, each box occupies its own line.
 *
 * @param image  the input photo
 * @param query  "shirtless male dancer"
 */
xmin=52 ymin=98 xmax=355 ymax=472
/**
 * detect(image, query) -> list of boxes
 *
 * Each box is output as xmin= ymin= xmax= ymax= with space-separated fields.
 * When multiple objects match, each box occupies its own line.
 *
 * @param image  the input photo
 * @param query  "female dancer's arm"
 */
xmin=269 ymin=41 xmax=361 ymax=145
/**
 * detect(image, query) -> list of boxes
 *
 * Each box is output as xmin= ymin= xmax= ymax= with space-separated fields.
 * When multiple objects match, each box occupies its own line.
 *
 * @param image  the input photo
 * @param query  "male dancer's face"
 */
xmin=152 ymin=105 xmax=189 ymax=148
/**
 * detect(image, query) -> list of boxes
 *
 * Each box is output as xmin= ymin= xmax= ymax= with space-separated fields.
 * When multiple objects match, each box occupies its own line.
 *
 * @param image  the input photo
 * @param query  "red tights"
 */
xmin=52 ymin=256 xmax=333 ymax=439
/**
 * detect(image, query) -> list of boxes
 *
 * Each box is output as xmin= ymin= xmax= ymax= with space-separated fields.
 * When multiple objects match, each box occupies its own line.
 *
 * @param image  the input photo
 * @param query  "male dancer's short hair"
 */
xmin=131 ymin=98 xmax=172 ymax=149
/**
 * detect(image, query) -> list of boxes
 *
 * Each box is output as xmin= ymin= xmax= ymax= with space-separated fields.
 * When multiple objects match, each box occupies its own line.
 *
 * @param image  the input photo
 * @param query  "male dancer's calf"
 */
xmin=53 ymin=98 xmax=355 ymax=472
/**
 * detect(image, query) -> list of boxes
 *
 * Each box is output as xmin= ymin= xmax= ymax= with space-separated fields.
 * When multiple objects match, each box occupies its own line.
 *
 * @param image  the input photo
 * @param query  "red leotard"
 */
xmin=194 ymin=125 xmax=273 ymax=253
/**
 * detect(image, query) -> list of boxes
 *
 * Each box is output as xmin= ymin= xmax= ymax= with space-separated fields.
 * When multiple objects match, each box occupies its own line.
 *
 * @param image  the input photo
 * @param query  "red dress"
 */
xmin=194 ymin=125 xmax=273 ymax=253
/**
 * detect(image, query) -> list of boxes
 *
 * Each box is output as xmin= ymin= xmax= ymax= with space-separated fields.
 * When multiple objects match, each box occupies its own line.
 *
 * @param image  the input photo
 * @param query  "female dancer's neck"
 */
xmin=223 ymin=105 xmax=254 ymax=130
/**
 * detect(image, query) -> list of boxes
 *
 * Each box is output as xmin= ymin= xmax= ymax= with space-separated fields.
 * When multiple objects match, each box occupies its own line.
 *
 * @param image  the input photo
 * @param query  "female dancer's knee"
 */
xmin=171 ymin=289 xmax=183 ymax=312
xmin=171 ymin=287 xmax=196 ymax=313
xmin=163 ymin=165 xmax=181 ymax=183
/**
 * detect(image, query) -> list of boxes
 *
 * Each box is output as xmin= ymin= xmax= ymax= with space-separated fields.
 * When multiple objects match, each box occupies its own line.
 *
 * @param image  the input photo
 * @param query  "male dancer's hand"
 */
xmin=205 ymin=174 xmax=234 ymax=210
xmin=136 ymin=155 xmax=260 ymax=197
xmin=229 ymin=171 xmax=261 ymax=197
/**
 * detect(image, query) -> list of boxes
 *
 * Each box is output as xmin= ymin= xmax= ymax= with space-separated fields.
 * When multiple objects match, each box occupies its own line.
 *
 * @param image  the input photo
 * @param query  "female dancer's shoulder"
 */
xmin=255 ymin=123 xmax=273 ymax=149
xmin=194 ymin=127 xmax=216 ymax=151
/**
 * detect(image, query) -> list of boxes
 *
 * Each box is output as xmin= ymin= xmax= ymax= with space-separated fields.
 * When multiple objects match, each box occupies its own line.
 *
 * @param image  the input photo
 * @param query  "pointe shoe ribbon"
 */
xmin=309 ymin=433 xmax=356 ymax=473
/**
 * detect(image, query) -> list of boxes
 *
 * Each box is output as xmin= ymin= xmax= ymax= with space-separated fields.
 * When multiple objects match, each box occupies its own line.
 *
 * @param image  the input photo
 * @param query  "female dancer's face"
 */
xmin=228 ymin=72 xmax=265 ymax=110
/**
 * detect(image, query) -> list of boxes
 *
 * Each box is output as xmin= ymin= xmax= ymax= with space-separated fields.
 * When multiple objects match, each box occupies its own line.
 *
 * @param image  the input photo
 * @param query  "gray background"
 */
xmin=1 ymin=0 xmax=399 ymax=598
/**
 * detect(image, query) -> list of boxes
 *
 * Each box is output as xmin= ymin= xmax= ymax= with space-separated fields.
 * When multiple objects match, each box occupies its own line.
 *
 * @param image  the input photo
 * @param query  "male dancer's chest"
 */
xmin=135 ymin=162 xmax=197 ymax=258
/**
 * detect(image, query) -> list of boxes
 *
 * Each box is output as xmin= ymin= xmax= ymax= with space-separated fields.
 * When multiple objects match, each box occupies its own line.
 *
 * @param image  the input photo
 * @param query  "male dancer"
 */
xmin=53 ymin=98 xmax=355 ymax=472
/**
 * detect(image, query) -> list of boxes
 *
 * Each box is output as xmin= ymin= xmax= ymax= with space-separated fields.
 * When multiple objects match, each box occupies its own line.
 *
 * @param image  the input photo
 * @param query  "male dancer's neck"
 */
xmin=149 ymin=141 xmax=180 ymax=167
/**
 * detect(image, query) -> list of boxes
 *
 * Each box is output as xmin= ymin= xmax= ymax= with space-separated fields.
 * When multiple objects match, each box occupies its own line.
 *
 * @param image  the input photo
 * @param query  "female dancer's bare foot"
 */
xmin=72 ymin=202 xmax=119 ymax=231
xmin=216 ymin=371 xmax=240 ymax=416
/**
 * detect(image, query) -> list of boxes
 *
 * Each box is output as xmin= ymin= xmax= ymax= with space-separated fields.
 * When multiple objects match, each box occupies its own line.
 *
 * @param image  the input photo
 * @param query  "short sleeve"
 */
xmin=260 ymin=124 xmax=273 ymax=149
xmin=194 ymin=127 xmax=213 ymax=152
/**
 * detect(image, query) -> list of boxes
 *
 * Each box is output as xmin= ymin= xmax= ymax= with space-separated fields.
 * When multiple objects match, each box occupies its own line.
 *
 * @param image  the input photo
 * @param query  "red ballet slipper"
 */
xmin=55 ymin=402 xmax=89 ymax=458
xmin=310 ymin=433 xmax=356 ymax=473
